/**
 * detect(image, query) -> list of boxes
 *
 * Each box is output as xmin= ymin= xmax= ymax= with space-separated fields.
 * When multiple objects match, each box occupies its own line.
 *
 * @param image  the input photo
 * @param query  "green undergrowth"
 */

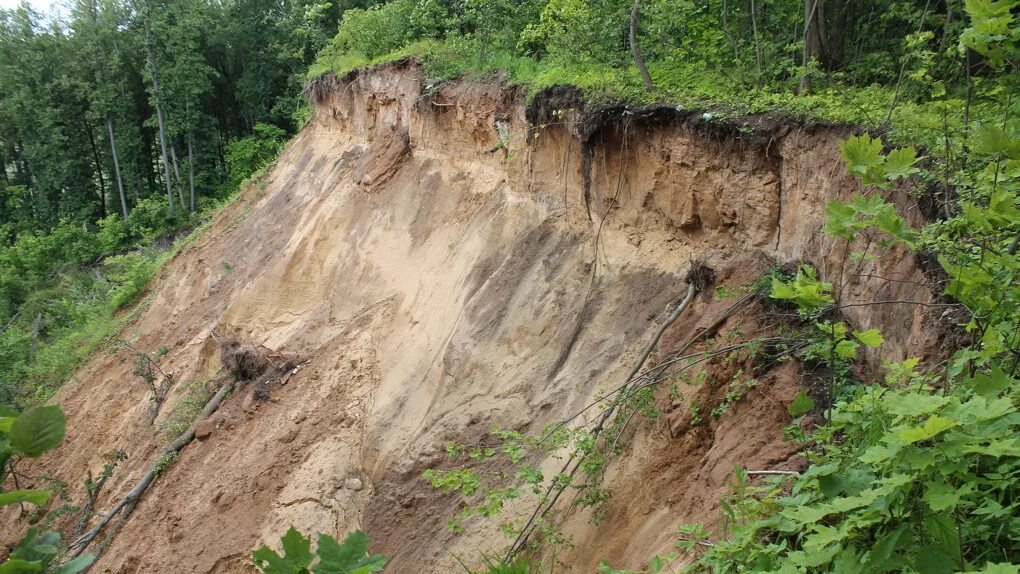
xmin=0 ymin=156 xmax=279 ymax=408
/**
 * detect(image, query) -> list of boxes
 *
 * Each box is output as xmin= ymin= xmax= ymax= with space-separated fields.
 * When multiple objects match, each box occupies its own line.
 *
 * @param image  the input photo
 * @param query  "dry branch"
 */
xmin=69 ymin=380 xmax=234 ymax=559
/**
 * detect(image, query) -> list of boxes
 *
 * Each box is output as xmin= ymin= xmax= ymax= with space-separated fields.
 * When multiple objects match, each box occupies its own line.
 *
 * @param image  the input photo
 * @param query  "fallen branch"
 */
xmin=68 ymin=381 xmax=234 ymax=559
xmin=745 ymin=469 xmax=799 ymax=476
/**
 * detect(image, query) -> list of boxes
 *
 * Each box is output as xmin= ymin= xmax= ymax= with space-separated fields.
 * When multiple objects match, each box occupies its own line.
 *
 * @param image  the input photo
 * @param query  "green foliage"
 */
xmin=682 ymin=365 xmax=1020 ymax=573
xmin=225 ymin=123 xmax=288 ymax=186
xmin=252 ymin=527 xmax=388 ymax=574
xmin=160 ymin=379 xmax=215 ymax=438
xmin=1 ymin=405 xmax=94 ymax=573
xmin=678 ymin=4 xmax=1020 ymax=570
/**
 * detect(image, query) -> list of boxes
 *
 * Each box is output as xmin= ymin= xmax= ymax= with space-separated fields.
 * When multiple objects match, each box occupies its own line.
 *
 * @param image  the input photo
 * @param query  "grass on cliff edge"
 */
xmin=309 ymin=37 xmax=984 ymax=154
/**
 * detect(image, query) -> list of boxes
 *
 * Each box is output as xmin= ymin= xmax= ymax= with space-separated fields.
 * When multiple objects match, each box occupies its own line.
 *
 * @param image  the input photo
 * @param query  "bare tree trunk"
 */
xmin=107 ymin=116 xmax=129 ymax=220
xmin=187 ymin=136 xmax=195 ymax=213
xmin=751 ymin=0 xmax=764 ymax=86
xmin=799 ymin=0 xmax=823 ymax=93
xmin=170 ymin=144 xmax=185 ymax=209
xmin=721 ymin=0 xmax=743 ymax=82
xmin=630 ymin=0 xmax=655 ymax=90
xmin=85 ymin=121 xmax=107 ymax=219
xmin=144 ymin=19 xmax=176 ymax=214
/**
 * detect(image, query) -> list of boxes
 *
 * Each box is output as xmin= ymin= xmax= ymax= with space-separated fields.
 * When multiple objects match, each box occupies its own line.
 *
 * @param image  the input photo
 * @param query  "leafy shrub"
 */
xmin=225 ymin=123 xmax=287 ymax=185
xmin=104 ymin=251 xmax=162 ymax=310
xmin=127 ymin=196 xmax=177 ymax=240
xmin=0 ymin=404 xmax=95 ymax=573
xmin=94 ymin=214 xmax=130 ymax=253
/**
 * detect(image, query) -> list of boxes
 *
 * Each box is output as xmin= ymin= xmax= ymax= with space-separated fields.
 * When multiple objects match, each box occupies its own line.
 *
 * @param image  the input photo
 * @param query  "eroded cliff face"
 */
xmin=7 ymin=60 xmax=944 ymax=572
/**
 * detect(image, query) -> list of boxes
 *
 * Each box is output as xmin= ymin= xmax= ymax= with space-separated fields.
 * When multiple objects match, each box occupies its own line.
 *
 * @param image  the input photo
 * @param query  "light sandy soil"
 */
xmin=3 ymin=60 xmax=947 ymax=573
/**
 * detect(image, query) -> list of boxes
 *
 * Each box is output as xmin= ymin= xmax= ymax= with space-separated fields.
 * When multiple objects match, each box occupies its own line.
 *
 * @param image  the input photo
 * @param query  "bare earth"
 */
xmin=4 ymin=61 xmax=945 ymax=573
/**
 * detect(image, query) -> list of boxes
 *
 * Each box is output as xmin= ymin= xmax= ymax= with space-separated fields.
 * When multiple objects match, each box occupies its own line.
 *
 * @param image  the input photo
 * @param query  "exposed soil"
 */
xmin=2 ymin=60 xmax=949 ymax=573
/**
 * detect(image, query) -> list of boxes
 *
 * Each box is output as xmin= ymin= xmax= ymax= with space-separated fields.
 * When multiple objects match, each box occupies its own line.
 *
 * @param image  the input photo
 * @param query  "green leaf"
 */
xmin=770 ymin=277 xmax=798 ymax=300
xmin=0 ymin=559 xmax=43 ymax=573
xmin=923 ymin=513 xmax=961 ymax=567
xmin=914 ymin=544 xmax=953 ymax=574
xmin=252 ymin=527 xmax=313 ymax=574
xmin=53 ymin=555 xmax=96 ymax=574
xmin=788 ymin=391 xmax=815 ymax=417
xmin=854 ymin=329 xmax=884 ymax=348
xmin=824 ymin=200 xmax=857 ymax=238
xmin=922 ymin=480 xmax=961 ymax=512
xmin=0 ymin=490 xmax=51 ymax=507
xmin=883 ymin=147 xmax=920 ymax=180
xmin=313 ymin=531 xmax=388 ymax=574
xmin=840 ymin=134 xmax=884 ymax=174
xmin=898 ymin=415 xmax=957 ymax=444
xmin=968 ymin=364 xmax=1013 ymax=398
xmin=865 ymin=526 xmax=910 ymax=570
xmin=9 ymin=406 xmax=66 ymax=458
xmin=970 ymin=564 xmax=1020 ymax=574
xmin=835 ymin=339 xmax=859 ymax=359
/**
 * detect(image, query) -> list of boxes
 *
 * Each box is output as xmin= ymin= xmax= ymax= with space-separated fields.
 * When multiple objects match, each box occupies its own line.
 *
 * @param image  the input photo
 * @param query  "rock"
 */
xmin=344 ymin=477 xmax=364 ymax=491
xmin=195 ymin=419 xmax=216 ymax=440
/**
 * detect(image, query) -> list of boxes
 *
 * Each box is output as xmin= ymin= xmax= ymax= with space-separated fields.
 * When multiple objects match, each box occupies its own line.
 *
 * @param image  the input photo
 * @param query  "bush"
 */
xmin=128 ymin=196 xmax=176 ymax=240
xmin=225 ymin=123 xmax=287 ymax=185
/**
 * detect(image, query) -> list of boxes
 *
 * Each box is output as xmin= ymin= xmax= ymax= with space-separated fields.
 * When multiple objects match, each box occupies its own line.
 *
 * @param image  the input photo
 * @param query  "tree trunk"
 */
xmin=721 ymin=0 xmax=743 ymax=82
xmin=107 ymin=116 xmax=129 ymax=220
xmin=828 ymin=0 xmax=848 ymax=69
xmin=85 ymin=121 xmax=107 ymax=219
xmin=187 ymin=136 xmax=195 ymax=213
xmin=144 ymin=19 xmax=176 ymax=214
xmin=751 ymin=0 xmax=763 ymax=86
xmin=799 ymin=0 xmax=823 ymax=93
xmin=629 ymin=0 xmax=655 ymax=90
xmin=170 ymin=143 xmax=185 ymax=209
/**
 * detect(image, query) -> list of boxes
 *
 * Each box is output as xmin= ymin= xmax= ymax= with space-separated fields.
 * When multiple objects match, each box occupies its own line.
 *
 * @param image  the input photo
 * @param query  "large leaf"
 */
xmin=252 ymin=527 xmax=314 ymax=574
xmin=9 ymin=406 xmax=65 ymax=458
xmin=313 ymin=531 xmax=388 ymax=574
xmin=53 ymin=555 xmax=96 ymax=574
xmin=897 ymin=415 xmax=957 ymax=444
xmin=854 ymin=329 xmax=884 ymax=348
xmin=0 ymin=559 xmax=43 ymax=573
xmin=0 ymin=490 xmax=50 ymax=508
xmin=923 ymin=513 xmax=961 ymax=567
xmin=882 ymin=147 xmax=920 ymax=180
xmin=10 ymin=528 xmax=61 ymax=563
xmin=788 ymin=391 xmax=815 ymax=417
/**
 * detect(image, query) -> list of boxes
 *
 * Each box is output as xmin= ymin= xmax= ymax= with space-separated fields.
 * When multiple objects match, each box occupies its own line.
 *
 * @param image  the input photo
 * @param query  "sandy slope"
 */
xmin=4 ymin=61 xmax=945 ymax=573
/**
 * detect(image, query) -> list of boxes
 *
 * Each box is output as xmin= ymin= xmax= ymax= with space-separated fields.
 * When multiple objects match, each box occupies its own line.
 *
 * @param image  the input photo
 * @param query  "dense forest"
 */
xmin=1 ymin=0 xmax=1018 ymax=572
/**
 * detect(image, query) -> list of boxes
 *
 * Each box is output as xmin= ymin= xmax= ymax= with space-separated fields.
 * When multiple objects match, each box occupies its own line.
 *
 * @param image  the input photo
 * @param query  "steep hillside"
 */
xmin=8 ymin=60 xmax=944 ymax=573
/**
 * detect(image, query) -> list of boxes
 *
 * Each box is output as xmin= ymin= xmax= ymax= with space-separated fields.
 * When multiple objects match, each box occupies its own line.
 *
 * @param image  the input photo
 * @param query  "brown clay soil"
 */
xmin=2 ymin=60 xmax=949 ymax=573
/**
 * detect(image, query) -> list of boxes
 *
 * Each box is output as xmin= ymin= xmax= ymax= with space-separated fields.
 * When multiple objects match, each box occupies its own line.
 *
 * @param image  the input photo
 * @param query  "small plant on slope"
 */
xmin=1 ymin=404 xmax=95 ymax=573
xmin=252 ymin=527 xmax=388 ymax=574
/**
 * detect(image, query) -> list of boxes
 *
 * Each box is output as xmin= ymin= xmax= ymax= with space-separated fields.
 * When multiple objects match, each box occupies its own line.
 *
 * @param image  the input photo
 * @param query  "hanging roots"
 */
xmin=214 ymin=333 xmax=270 ymax=382
xmin=685 ymin=260 xmax=717 ymax=292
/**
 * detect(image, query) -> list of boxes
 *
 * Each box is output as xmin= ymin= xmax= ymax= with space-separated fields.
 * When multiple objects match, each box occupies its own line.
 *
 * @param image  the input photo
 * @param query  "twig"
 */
xmin=745 ymin=470 xmax=799 ymax=476
xmin=838 ymin=300 xmax=961 ymax=309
